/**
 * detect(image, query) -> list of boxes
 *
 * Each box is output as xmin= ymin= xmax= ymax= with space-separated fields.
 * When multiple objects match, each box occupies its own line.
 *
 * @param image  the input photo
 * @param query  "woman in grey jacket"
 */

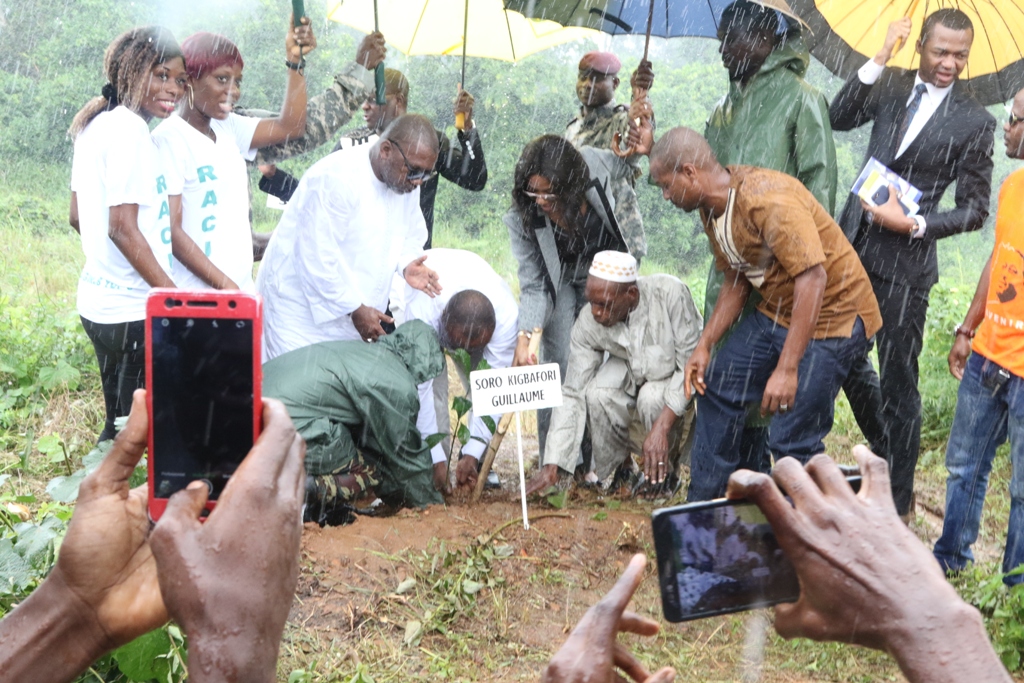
xmin=504 ymin=134 xmax=646 ymax=461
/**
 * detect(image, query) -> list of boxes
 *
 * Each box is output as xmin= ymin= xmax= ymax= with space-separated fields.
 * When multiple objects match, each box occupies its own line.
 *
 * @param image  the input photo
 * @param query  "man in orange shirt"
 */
xmin=934 ymin=88 xmax=1024 ymax=584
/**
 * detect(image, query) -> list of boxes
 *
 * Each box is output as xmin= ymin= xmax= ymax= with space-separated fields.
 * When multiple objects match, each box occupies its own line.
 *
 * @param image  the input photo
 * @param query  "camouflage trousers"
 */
xmin=304 ymin=451 xmax=380 ymax=527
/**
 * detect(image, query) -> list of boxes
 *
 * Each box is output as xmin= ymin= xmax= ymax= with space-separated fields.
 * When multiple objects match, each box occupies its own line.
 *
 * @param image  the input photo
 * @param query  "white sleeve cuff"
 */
xmin=911 ymin=214 xmax=927 ymax=239
xmin=461 ymin=440 xmax=485 ymax=459
xmin=858 ymin=59 xmax=885 ymax=85
xmin=430 ymin=443 xmax=448 ymax=464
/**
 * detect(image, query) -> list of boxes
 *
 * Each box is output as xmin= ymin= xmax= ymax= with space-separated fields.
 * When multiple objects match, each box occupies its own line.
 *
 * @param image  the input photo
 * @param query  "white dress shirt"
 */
xmin=406 ymin=249 xmax=519 ymax=463
xmin=857 ymin=59 xmax=953 ymax=238
xmin=256 ymin=144 xmax=426 ymax=361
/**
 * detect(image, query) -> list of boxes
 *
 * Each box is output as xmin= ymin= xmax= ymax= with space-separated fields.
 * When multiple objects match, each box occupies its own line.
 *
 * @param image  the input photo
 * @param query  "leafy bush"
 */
xmin=951 ymin=565 xmax=1024 ymax=671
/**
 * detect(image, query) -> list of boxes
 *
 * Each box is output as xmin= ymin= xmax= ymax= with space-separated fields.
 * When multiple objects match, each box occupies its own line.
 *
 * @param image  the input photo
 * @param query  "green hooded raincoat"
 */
xmin=263 ymin=320 xmax=446 ymax=508
xmin=702 ymin=37 xmax=839 ymax=321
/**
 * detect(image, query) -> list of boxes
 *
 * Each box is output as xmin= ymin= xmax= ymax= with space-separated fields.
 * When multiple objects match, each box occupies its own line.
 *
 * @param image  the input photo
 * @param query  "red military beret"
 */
xmin=579 ymin=51 xmax=621 ymax=75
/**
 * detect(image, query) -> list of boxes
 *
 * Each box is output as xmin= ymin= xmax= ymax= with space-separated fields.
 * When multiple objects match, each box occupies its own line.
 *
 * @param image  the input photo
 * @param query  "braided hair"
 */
xmin=69 ymin=26 xmax=182 ymax=139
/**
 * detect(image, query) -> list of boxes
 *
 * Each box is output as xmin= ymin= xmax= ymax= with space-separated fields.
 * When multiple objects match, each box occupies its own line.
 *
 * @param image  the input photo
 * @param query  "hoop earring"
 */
xmin=187 ymin=84 xmax=194 ymax=109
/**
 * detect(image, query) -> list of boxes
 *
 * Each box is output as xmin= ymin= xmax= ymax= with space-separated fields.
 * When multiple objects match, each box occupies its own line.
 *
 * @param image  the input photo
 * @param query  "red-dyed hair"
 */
xmin=180 ymin=31 xmax=243 ymax=80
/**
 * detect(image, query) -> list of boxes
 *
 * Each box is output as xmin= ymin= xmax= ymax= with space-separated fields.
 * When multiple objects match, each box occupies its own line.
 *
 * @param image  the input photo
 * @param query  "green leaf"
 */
xmin=38 ymin=359 xmax=80 ymax=391
xmin=546 ymin=490 xmax=568 ymax=509
xmin=447 ymin=348 xmax=472 ymax=376
xmin=35 ymin=433 xmax=62 ymax=458
xmin=474 ymin=357 xmax=491 ymax=371
xmin=481 ymin=416 xmax=496 ymax=434
xmin=424 ymin=433 xmax=447 ymax=449
xmin=13 ymin=516 xmax=61 ymax=569
xmin=45 ymin=470 xmax=87 ymax=503
xmin=112 ymin=629 xmax=174 ymax=682
xmin=0 ymin=538 xmax=34 ymax=591
xmin=452 ymin=395 xmax=472 ymax=418
xmin=395 ymin=578 xmax=417 ymax=595
xmin=592 ymin=511 xmax=608 ymax=521
xmin=288 ymin=671 xmax=313 ymax=683
xmin=403 ymin=619 xmax=423 ymax=647
xmin=456 ymin=424 xmax=471 ymax=446
xmin=462 ymin=579 xmax=484 ymax=595
xmin=492 ymin=544 xmax=514 ymax=557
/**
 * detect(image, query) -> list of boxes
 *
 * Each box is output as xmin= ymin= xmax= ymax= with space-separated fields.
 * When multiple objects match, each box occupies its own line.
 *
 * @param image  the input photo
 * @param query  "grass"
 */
xmin=2 ymin=159 xmax=1023 ymax=681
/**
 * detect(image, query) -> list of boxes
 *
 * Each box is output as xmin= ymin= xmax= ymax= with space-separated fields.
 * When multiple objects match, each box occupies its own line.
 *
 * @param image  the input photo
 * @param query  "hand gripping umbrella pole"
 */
xmin=612 ymin=0 xmax=655 ymax=157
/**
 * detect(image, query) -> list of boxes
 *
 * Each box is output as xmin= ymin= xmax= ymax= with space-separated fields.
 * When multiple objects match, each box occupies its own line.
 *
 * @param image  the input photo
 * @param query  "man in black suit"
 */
xmin=830 ymin=10 xmax=996 ymax=519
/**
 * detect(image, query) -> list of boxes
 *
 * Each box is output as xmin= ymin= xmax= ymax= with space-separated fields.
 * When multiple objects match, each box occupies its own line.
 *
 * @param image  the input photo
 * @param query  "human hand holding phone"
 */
xmin=726 ymin=450 xmax=1011 ymax=683
xmin=150 ymin=398 xmax=305 ymax=683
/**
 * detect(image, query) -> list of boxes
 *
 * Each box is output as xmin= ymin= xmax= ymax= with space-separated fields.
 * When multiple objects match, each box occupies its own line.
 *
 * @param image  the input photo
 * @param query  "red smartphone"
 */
xmin=146 ymin=289 xmax=262 ymax=521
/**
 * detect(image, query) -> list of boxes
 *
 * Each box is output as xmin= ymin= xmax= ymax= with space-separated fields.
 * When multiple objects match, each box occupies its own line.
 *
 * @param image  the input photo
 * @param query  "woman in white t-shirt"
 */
xmin=153 ymin=19 xmax=316 ymax=291
xmin=69 ymin=26 xmax=186 ymax=442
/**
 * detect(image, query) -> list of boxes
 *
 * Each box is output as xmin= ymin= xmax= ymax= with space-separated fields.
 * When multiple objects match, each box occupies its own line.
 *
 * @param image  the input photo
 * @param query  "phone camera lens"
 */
xmin=164 ymin=297 xmax=174 ymax=308
xmin=160 ymin=318 xmax=170 ymax=327
xmin=228 ymin=300 xmax=237 ymax=309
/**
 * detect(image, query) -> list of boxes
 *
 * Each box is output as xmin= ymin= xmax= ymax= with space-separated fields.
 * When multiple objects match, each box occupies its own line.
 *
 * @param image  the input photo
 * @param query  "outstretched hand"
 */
xmin=150 ymin=399 xmax=305 ymax=683
xmin=543 ymin=554 xmax=676 ymax=683
xmin=404 ymin=255 xmax=442 ymax=297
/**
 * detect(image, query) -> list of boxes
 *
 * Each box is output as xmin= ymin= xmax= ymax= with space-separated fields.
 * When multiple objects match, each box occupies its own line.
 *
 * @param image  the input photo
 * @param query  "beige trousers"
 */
xmin=583 ymin=357 xmax=694 ymax=481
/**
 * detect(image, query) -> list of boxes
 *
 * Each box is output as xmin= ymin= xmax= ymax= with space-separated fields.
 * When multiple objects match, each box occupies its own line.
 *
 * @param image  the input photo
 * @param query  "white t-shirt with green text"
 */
xmin=71 ymin=106 xmax=173 ymax=323
xmin=153 ymin=112 xmax=259 ymax=291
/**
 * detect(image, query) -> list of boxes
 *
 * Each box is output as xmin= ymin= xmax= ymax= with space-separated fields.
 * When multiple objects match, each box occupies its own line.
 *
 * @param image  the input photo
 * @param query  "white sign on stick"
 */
xmin=469 ymin=363 xmax=563 ymax=412
xmin=469 ymin=363 xmax=562 ymax=531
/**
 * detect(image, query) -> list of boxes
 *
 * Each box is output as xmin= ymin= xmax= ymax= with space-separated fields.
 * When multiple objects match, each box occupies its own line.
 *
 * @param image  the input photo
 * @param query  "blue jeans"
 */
xmin=933 ymin=353 xmax=1024 ymax=585
xmin=687 ymin=312 xmax=870 ymax=501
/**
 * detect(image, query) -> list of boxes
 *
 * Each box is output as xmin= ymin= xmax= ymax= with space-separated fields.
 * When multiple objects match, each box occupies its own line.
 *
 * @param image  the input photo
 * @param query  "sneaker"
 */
xmin=485 ymin=470 xmax=501 ymax=489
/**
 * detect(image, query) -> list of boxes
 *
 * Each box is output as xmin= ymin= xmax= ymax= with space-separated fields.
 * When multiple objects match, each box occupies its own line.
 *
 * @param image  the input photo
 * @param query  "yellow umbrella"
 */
xmin=789 ymin=0 xmax=1024 ymax=105
xmin=327 ymin=0 xmax=599 ymax=63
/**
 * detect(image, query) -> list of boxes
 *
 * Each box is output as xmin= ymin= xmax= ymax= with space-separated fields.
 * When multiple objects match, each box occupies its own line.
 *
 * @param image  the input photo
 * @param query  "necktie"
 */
xmin=897 ymin=83 xmax=928 ymax=151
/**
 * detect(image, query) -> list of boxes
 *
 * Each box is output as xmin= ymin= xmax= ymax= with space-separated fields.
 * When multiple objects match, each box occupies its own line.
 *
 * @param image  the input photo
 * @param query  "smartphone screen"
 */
xmin=150 ymin=315 xmax=255 ymax=501
xmin=651 ymin=500 xmax=800 ymax=622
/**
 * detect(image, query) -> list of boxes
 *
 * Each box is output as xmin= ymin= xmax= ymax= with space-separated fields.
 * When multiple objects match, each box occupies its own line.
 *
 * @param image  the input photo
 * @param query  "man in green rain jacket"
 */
xmin=701 ymin=1 xmax=853 ymax=473
xmin=263 ymin=320 xmax=445 ymax=525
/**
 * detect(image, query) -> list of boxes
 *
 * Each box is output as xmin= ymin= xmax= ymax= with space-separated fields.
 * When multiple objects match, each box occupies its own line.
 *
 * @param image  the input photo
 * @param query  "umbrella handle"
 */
xmin=373 ymin=0 xmax=386 ymax=104
xmin=375 ymin=64 xmax=386 ymax=105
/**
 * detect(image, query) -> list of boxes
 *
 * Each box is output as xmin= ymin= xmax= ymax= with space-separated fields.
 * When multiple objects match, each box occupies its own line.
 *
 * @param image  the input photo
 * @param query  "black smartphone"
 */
xmin=652 ymin=499 xmax=799 ymax=622
xmin=652 ymin=474 xmax=862 ymax=622
xmin=146 ymin=290 xmax=263 ymax=521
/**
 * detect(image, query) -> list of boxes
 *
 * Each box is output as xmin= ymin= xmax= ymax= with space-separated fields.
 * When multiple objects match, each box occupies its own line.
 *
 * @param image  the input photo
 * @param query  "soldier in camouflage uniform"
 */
xmin=262 ymin=320 xmax=447 ymax=526
xmin=564 ymin=51 xmax=655 ymax=183
xmin=234 ymin=31 xmax=387 ymax=258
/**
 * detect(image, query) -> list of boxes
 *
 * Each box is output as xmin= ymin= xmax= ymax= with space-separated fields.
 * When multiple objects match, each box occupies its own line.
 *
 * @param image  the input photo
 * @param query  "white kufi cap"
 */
xmin=588 ymin=250 xmax=637 ymax=283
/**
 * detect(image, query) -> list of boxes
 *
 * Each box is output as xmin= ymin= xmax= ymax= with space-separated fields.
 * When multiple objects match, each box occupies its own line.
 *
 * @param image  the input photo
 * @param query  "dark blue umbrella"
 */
xmin=503 ymin=0 xmax=806 ymax=40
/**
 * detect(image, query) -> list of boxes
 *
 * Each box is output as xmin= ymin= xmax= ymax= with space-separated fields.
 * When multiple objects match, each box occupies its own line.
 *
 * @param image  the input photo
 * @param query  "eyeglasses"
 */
xmin=1010 ymin=109 xmax=1024 ymax=127
xmin=390 ymin=140 xmax=437 ymax=182
xmin=524 ymin=190 xmax=558 ymax=202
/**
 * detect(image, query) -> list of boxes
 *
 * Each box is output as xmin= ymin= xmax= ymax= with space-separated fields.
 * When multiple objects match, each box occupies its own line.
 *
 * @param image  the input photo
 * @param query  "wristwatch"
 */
xmin=954 ymin=324 xmax=976 ymax=340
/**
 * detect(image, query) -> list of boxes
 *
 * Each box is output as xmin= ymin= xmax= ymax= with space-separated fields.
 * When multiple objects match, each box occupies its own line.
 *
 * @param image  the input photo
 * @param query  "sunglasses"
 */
xmin=390 ymin=140 xmax=437 ymax=182
xmin=524 ymin=190 xmax=558 ymax=201
xmin=1011 ymin=111 xmax=1024 ymax=127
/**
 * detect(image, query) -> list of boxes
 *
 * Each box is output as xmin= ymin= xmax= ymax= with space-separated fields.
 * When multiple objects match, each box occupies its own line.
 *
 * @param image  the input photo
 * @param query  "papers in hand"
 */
xmin=851 ymin=157 xmax=922 ymax=216
xmin=265 ymin=193 xmax=288 ymax=211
